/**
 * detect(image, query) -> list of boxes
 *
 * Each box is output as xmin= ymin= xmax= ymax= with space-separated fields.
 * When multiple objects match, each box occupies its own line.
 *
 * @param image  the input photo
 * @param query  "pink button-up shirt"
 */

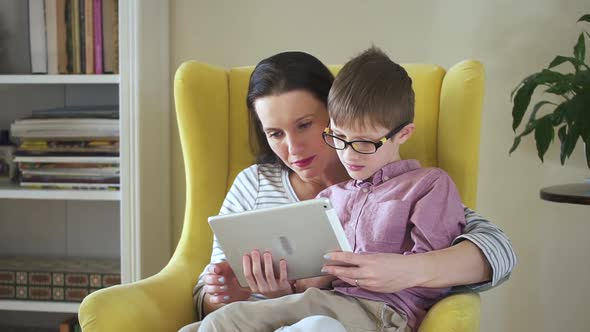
xmin=317 ymin=159 xmax=466 ymax=330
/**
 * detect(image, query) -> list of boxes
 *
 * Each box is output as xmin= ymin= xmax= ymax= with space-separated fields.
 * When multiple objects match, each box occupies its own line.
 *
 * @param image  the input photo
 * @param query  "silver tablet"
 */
xmin=208 ymin=198 xmax=352 ymax=287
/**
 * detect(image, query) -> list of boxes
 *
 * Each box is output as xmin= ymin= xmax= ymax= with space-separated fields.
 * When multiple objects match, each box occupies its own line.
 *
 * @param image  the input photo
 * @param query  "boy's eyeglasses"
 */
xmin=322 ymin=122 xmax=410 ymax=154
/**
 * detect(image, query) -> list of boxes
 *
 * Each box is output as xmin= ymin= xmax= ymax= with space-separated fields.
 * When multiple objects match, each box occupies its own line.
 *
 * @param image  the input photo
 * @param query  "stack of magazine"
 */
xmin=10 ymin=105 xmax=119 ymax=190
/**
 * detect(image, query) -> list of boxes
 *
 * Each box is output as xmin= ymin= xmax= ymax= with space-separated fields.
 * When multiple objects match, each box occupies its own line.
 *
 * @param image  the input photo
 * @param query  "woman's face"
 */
xmin=254 ymin=90 xmax=336 ymax=181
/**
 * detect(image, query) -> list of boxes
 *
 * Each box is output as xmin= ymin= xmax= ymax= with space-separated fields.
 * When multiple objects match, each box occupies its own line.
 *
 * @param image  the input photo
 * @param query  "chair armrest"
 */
xmin=418 ymin=293 xmax=481 ymax=332
xmin=79 ymin=259 xmax=197 ymax=332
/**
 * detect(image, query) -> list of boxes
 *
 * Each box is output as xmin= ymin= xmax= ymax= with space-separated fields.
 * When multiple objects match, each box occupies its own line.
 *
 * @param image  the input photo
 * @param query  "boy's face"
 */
xmin=329 ymin=122 xmax=401 ymax=181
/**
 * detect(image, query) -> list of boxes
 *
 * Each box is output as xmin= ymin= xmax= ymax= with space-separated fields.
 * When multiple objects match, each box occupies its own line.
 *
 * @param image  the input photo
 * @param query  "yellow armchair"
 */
xmin=79 ymin=60 xmax=484 ymax=332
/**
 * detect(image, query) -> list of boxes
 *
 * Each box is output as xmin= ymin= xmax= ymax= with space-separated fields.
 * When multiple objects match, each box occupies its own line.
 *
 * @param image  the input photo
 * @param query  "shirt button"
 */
xmin=362 ymin=188 xmax=369 ymax=193
xmin=383 ymin=176 xmax=389 ymax=181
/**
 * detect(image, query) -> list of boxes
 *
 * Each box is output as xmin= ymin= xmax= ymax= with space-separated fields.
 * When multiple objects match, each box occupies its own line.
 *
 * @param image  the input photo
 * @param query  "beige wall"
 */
xmin=169 ymin=1 xmax=590 ymax=331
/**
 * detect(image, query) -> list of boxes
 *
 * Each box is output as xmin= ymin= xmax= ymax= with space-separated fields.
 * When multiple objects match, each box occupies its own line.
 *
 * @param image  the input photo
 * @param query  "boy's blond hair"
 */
xmin=328 ymin=46 xmax=414 ymax=131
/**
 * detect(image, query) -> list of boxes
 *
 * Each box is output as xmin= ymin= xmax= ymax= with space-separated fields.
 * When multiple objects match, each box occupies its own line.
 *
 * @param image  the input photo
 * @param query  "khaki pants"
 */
xmin=185 ymin=288 xmax=409 ymax=332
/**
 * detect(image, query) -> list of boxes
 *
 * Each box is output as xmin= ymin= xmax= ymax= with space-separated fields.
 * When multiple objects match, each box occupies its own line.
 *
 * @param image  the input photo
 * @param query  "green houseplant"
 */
xmin=510 ymin=14 xmax=590 ymax=169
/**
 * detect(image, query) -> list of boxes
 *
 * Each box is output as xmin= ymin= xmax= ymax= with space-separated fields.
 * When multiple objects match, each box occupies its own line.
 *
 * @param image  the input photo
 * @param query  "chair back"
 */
xmin=173 ymin=60 xmax=485 ymax=274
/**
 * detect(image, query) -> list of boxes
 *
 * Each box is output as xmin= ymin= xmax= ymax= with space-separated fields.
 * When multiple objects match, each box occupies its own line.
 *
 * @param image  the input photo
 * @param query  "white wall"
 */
xmin=170 ymin=1 xmax=590 ymax=331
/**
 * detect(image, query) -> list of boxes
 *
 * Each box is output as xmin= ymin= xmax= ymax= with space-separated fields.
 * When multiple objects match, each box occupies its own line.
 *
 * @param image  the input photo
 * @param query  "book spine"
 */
xmin=45 ymin=0 xmax=59 ymax=74
xmin=71 ymin=0 xmax=81 ymax=73
xmin=29 ymin=0 xmax=49 ymax=73
xmin=93 ymin=0 xmax=103 ymax=74
xmin=113 ymin=0 xmax=118 ymax=73
xmin=78 ymin=0 xmax=86 ymax=72
xmin=100 ymin=0 xmax=116 ymax=73
xmin=84 ymin=0 xmax=94 ymax=73
xmin=64 ymin=0 xmax=73 ymax=73
xmin=56 ymin=0 xmax=68 ymax=73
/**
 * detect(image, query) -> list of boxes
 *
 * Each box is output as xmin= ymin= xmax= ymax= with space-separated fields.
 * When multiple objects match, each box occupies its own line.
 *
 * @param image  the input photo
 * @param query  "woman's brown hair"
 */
xmin=246 ymin=51 xmax=334 ymax=165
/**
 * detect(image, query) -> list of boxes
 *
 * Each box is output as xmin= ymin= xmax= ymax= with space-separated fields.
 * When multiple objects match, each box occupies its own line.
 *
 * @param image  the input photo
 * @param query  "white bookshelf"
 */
xmin=0 ymin=75 xmax=119 ymax=85
xmin=0 ymin=300 xmax=78 ymax=314
xmin=0 ymin=0 xmax=126 ymax=325
xmin=0 ymin=1 xmax=171 ymax=328
xmin=0 ymin=182 xmax=120 ymax=200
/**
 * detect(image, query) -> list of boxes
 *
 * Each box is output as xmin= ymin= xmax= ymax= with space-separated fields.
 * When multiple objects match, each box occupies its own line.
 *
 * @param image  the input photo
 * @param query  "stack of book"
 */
xmin=10 ymin=105 xmax=119 ymax=190
xmin=0 ymin=0 xmax=119 ymax=75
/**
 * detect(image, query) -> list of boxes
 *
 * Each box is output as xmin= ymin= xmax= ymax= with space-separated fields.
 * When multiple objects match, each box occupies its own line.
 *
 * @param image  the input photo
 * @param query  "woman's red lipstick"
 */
xmin=293 ymin=156 xmax=315 ymax=168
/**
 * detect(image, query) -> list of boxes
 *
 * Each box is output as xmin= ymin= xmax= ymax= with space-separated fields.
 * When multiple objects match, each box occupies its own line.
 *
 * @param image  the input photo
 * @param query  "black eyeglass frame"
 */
xmin=322 ymin=121 xmax=411 ymax=154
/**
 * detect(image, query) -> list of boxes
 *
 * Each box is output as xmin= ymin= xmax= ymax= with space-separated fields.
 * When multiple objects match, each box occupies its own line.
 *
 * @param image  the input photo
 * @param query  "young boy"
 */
xmin=196 ymin=47 xmax=466 ymax=332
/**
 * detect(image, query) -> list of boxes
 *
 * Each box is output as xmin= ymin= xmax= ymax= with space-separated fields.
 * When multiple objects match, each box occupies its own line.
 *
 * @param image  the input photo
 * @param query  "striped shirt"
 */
xmin=193 ymin=163 xmax=517 ymax=318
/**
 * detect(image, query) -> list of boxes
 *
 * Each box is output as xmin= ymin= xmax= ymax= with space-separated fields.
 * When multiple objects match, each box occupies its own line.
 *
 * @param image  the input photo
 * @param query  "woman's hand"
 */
xmin=322 ymin=252 xmax=426 ymax=293
xmin=243 ymin=250 xmax=294 ymax=298
xmin=203 ymin=261 xmax=251 ymax=307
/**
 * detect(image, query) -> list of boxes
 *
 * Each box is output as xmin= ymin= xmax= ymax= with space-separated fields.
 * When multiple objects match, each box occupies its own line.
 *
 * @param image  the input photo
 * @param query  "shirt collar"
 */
xmin=354 ymin=159 xmax=421 ymax=187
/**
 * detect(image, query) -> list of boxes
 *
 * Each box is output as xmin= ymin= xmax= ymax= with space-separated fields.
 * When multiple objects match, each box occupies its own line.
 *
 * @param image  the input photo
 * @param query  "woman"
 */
xmin=184 ymin=51 xmax=515 ymax=329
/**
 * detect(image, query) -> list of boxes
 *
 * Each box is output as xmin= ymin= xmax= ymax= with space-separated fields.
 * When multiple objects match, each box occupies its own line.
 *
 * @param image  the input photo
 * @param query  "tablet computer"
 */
xmin=208 ymin=198 xmax=352 ymax=287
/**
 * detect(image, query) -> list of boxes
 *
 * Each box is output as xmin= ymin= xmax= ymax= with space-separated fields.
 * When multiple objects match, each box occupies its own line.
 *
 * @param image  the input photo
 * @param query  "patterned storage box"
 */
xmin=0 ymin=256 xmax=120 ymax=302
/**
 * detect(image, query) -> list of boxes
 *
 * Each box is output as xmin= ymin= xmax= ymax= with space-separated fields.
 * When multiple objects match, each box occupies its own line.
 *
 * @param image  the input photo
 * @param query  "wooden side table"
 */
xmin=539 ymin=183 xmax=590 ymax=205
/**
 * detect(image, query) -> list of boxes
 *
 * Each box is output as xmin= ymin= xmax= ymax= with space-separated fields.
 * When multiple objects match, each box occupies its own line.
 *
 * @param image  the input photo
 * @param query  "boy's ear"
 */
xmin=396 ymin=123 xmax=415 ymax=144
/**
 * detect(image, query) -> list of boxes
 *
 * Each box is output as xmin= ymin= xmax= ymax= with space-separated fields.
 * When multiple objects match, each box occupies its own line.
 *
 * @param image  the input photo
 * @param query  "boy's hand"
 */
xmin=243 ymin=250 xmax=294 ymax=298
xmin=203 ymin=261 xmax=251 ymax=304
xmin=295 ymin=275 xmax=337 ymax=293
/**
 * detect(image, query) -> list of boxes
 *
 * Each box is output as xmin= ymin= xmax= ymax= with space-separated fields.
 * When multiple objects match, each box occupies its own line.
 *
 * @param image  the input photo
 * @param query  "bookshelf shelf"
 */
xmin=0 ymin=75 xmax=119 ymax=85
xmin=0 ymin=300 xmax=79 ymax=313
xmin=0 ymin=182 xmax=120 ymax=201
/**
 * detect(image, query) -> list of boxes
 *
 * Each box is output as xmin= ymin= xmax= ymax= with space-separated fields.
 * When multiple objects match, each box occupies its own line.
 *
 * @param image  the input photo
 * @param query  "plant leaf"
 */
xmin=561 ymin=98 xmax=578 ymax=125
xmin=549 ymin=56 xmax=578 ymax=70
xmin=578 ymin=14 xmax=590 ymax=23
xmin=585 ymin=134 xmax=590 ymax=169
xmin=548 ymin=57 xmax=582 ymax=72
xmin=535 ymin=69 xmax=568 ymax=83
xmin=579 ymin=90 xmax=590 ymax=135
xmin=574 ymin=33 xmax=586 ymax=62
xmin=549 ymin=56 xmax=569 ymax=68
xmin=510 ymin=70 xmax=564 ymax=100
xmin=558 ymin=124 xmax=579 ymax=165
xmin=537 ymin=70 xmax=572 ymax=95
xmin=510 ymin=72 xmax=538 ymax=99
xmin=510 ymin=121 xmax=539 ymax=155
xmin=509 ymin=136 xmax=522 ymax=155
xmin=569 ymin=90 xmax=590 ymax=131
xmin=564 ymin=125 xmax=580 ymax=158
xmin=558 ymin=125 xmax=567 ymax=142
xmin=573 ymin=69 xmax=590 ymax=90
xmin=512 ymin=81 xmax=538 ymax=130
xmin=558 ymin=125 xmax=568 ymax=164
xmin=529 ymin=100 xmax=555 ymax=122
xmin=520 ymin=121 xmax=537 ymax=136
xmin=545 ymin=82 xmax=571 ymax=95
xmin=551 ymin=103 xmax=568 ymax=125
xmin=534 ymin=116 xmax=554 ymax=162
